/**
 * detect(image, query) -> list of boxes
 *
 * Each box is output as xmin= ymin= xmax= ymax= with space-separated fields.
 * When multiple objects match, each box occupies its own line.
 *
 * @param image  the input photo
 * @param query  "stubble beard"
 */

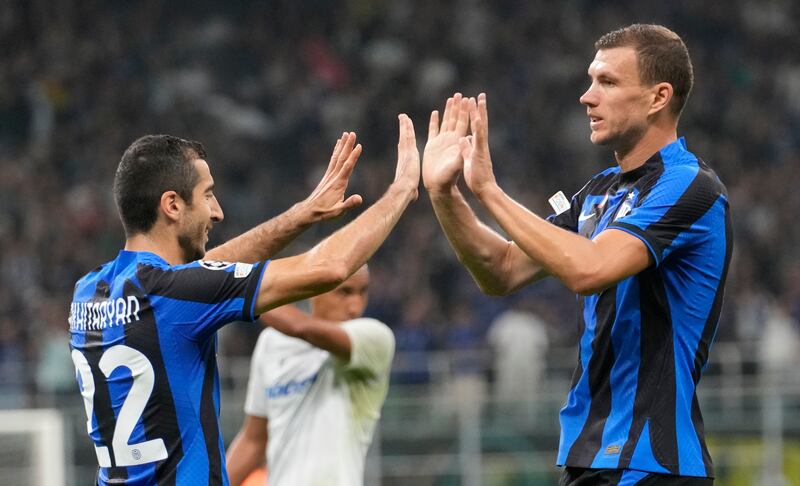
xmin=178 ymin=222 xmax=206 ymax=263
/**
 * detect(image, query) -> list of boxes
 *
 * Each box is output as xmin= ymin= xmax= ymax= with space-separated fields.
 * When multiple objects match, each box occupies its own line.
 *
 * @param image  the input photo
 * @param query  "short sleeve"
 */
xmin=137 ymin=259 xmax=268 ymax=340
xmin=608 ymin=167 xmax=724 ymax=266
xmin=244 ymin=331 xmax=270 ymax=418
xmin=341 ymin=318 xmax=395 ymax=377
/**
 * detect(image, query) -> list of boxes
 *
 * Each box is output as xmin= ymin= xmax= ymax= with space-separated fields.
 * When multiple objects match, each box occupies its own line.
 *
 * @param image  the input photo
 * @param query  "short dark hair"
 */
xmin=595 ymin=24 xmax=694 ymax=116
xmin=114 ymin=134 xmax=207 ymax=236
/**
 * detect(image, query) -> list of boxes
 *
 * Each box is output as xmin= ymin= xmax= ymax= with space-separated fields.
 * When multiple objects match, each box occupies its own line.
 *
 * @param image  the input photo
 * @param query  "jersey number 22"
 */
xmin=71 ymin=345 xmax=168 ymax=467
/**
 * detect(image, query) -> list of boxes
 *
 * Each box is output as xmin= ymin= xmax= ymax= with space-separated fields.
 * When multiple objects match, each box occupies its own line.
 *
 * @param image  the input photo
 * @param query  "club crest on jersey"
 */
xmin=199 ymin=260 xmax=234 ymax=270
xmin=614 ymin=192 xmax=636 ymax=220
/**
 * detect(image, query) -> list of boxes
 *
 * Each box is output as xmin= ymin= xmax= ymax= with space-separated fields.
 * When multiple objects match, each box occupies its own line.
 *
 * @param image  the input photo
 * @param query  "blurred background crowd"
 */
xmin=0 ymin=0 xmax=799 ymax=418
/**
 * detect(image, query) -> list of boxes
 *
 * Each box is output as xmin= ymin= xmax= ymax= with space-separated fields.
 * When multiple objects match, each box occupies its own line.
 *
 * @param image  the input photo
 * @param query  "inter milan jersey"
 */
xmin=68 ymin=250 xmax=268 ymax=486
xmin=547 ymin=138 xmax=732 ymax=477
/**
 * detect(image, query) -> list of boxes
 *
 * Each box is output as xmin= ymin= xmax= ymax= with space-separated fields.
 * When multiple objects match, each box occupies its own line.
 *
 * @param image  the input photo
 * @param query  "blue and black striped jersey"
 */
xmin=548 ymin=138 xmax=732 ymax=477
xmin=68 ymin=250 xmax=268 ymax=485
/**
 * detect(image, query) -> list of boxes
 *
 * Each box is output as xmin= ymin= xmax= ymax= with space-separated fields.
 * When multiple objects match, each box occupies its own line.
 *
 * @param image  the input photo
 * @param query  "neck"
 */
xmin=614 ymin=121 xmax=678 ymax=173
xmin=124 ymin=227 xmax=186 ymax=265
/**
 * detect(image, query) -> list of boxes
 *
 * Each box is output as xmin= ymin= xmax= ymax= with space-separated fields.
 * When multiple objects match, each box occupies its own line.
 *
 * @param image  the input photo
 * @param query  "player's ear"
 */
xmin=160 ymin=190 xmax=183 ymax=223
xmin=648 ymin=82 xmax=673 ymax=116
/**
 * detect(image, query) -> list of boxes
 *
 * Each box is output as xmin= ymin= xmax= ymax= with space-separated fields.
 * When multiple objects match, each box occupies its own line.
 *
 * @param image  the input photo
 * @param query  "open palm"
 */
xmin=422 ymin=93 xmax=471 ymax=192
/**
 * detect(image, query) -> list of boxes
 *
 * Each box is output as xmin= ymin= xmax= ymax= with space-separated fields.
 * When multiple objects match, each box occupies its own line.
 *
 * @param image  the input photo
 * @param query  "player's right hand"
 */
xmin=303 ymin=132 xmax=364 ymax=222
xmin=422 ymin=93 xmax=471 ymax=194
xmin=393 ymin=114 xmax=420 ymax=201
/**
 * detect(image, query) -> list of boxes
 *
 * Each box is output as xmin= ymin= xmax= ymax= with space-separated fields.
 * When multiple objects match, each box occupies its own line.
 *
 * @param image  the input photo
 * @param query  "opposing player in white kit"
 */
xmin=226 ymin=265 xmax=394 ymax=486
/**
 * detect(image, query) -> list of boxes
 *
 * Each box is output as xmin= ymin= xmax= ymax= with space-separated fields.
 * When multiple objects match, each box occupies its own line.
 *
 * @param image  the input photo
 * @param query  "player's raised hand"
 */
xmin=460 ymin=93 xmax=498 ymax=199
xmin=393 ymin=114 xmax=420 ymax=201
xmin=303 ymin=132 xmax=364 ymax=221
xmin=422 ymin=93 xmax=471 ymax=193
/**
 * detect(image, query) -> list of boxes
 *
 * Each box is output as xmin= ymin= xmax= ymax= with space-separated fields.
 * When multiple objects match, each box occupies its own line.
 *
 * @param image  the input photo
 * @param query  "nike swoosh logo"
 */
xmin=578 ymin=211 xmax=595 ymax=222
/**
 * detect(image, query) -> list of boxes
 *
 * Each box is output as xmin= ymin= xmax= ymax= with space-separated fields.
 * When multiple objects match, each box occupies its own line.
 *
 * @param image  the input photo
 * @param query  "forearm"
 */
xmin=254 ymin=183 xmax=416 ymax=312
xmin=477 ymin=185 xmax=601 ymax=293
xmin=429 ymin=185 xmax=544 ymax=295
xmin=225 ymin=434 xmax=266 ymax=486
xmin=206 ymin=201 xmax=314 ymax=263
xmin=260 ymin=305 xmax=351 ymax=359
xmin=312 ymin=183 xmax=415 ymax=277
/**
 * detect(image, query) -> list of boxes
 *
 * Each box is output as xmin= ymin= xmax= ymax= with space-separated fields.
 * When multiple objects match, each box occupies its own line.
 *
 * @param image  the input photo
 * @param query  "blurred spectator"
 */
xmin=0 ymin=1 xmax=797 ymax=403
xmin=487 ymin=299 xmax=549 ymax=420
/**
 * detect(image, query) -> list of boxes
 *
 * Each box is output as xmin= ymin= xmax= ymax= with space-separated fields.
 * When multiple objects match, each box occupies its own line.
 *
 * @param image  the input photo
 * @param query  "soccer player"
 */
xmin=225 ymin=264 xmax=393 ymax=486
xmin=422 ymin=25 xmax=730 ymax=484
xmin=69 ymin=114 xmax=419 ymax=485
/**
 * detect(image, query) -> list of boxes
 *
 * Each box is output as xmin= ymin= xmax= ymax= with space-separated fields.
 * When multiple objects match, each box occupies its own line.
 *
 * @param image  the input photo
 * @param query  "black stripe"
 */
xmin=691 ymin=394 xmax=714 ymax=478
xmin=122 ymin=280 xmax=183 ymax=486
xmin=567 ymin=297 xmax=586 ymax=392
xmin=628 ymin=154 xmax=665 ymax=203
xmin=566 ymin=287 xmax=617 ymax=464
xmin=136 ymin=263 xmax=257 ymax=305
xmin=199 ymin=342 xmax=223 ymax=485
xmin=618 ymin=268 xmax=678 ymax=473
xmin=84 ymin=281 xmax=128 ymax=482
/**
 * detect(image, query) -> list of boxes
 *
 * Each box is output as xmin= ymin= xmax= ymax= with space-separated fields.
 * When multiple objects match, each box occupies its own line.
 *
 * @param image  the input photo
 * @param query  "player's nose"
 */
xmin=580 ymin=85 xmax=598 ymax=107
xmin=211 ymin=199 xmax=224 ymax=223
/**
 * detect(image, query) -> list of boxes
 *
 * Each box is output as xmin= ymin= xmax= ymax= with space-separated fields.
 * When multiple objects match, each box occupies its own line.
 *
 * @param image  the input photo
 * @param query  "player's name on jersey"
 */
xmin=68 ymin=296 xmax=142 ymax=331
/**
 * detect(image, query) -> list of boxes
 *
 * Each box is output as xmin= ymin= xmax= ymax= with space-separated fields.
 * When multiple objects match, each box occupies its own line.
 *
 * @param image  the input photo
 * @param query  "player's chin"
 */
xmin=589 ymin=130 xmax=611 ymax=146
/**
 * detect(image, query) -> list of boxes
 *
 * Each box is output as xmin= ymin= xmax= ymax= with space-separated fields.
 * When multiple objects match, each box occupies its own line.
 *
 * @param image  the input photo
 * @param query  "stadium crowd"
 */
xmin=1 ymin=0 xmax=799 ymax=404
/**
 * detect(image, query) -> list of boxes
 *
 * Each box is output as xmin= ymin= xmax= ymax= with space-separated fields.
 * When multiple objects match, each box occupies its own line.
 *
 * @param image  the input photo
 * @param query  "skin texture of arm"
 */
xmin=260 ymin=305 xmax=351 ymax=360
xmin=225 ymin=415 xmax=268 ymax=486
xmin=423 ymin=93 xmax=546 ymax=295
xmin=254 ymin=115 xmax=420 ymax=313
xmin=460 ymin=94 xmax=652 ymax=295
xmin=205 ymin=134 xmax=364 ymax=263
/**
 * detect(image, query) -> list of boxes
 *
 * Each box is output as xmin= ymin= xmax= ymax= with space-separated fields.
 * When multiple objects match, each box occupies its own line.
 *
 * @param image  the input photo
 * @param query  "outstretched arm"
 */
xmin=253 ymin=115 xmax=420 ymax=313
xmin=206 ymin=134 xmax=363 ymax=263
xmin=226 ymin=415 xmax=267 ymax=486
xmin=461 ymin=94 xmax=651 ymax=295
xmin=260 ymin=305 xmax=351 ymax=360
xmin=423 ymin=93 xmax=547 ymax=295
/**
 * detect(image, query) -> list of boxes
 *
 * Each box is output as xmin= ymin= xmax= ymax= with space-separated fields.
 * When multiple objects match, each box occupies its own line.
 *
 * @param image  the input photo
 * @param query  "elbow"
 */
xmin=562 ymin=259 xmax=605 ymax=296
xmin=316 ymin=262 xmax=350 ymax=291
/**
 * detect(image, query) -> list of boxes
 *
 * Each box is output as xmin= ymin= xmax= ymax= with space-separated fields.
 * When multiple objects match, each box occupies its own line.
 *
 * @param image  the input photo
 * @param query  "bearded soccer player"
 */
xmin=423 ymin=25 xmax=730 ymax=484
xmin=225 ymin=265 xmax=393 ymax=486
xmin=69 ymin=115 xmax=419 ymax=485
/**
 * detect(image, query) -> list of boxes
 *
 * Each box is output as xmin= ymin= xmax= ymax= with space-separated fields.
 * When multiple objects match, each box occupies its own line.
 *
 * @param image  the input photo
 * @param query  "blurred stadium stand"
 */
xmin=1 ymin=0 xmax=799 ymax=484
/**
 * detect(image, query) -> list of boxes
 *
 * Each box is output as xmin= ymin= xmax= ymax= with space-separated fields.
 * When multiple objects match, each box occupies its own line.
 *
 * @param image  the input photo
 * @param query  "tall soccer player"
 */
xmin=423 ymin=25 xmax=731 ymax=484
xmin=68 ymin=115 xmax=419 ymax=485
xmin=225 ymin=264 xmax=393 ymax=486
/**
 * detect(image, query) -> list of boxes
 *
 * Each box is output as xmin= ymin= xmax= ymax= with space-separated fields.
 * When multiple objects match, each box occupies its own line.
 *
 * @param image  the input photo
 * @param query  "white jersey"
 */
xmin=244 ymin=317 xmax=395 ymax=486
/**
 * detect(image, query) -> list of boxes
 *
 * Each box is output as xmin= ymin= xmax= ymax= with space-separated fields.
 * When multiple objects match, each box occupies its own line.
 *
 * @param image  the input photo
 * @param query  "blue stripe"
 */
xmin=558 ymin=294 xmax=599 ymax=464
xmin=663 ymin=197 xmax=728 ymax=476
xmin=591 ymin=279 xmax=641 ymax=468
xmin=629 ymin=419 xmax=670 ymax=473
xmin=618 ymin=468 xmax=649 ymax=485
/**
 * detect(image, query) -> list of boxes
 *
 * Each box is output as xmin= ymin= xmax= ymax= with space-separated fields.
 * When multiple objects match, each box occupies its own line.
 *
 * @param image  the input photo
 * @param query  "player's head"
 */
xmin=114 ymin=134 xmax=224 ymax=261
xmin=580 ymin=24 xmax=693 ymax=149
xmin=310 ymin=265 xmax=369 ymax=321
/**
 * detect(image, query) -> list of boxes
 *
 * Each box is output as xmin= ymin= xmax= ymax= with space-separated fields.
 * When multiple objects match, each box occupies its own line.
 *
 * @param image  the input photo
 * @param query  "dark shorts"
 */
xmin=559 ymin=467 xmax=714 ymax=486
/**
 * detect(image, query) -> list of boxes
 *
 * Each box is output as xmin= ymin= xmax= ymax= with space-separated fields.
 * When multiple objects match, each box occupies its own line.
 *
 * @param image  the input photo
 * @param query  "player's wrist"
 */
xmin=387 ymin=180 xmax=418 ymax=203
xmin=426 ymin=182 xmax=460 ymax=200
xmin=472 ymin=180 xmax=501 ymax=203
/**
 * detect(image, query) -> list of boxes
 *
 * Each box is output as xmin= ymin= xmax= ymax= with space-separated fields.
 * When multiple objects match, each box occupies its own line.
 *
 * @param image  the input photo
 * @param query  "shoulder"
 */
xmin=342 ymin=318 xmax=394 ymax=341
xmin=341 ymin=318 xmax=396 ymax=356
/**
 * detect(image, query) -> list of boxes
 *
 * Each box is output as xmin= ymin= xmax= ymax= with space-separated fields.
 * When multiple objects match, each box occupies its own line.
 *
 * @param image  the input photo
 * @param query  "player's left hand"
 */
xmin=461 ymin=93 xmax=498 ymax=199
xmin=303 ymin=132 xmax=364 ymax=222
